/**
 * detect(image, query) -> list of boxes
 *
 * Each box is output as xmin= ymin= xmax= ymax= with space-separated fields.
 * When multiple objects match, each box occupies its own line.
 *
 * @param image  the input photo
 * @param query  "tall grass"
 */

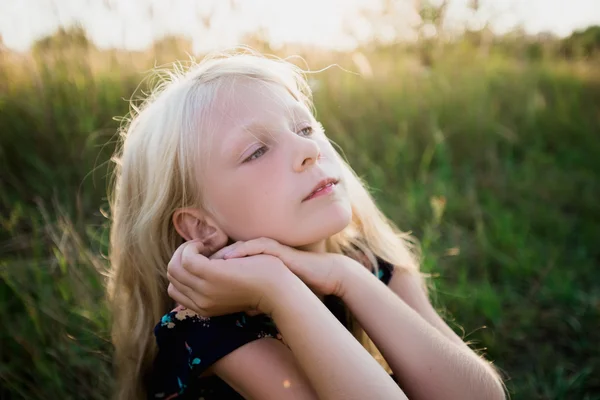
xmin=1 ymin=43 xmax=599 ymax=399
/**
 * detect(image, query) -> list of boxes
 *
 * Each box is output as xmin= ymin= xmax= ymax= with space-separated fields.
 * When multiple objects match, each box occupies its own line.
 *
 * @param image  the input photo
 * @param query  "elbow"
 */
xmin=463 ymin=362 xmax=507 ymax=400
xmin=483 ymin=374 xmax=508 ymax=400
xmin=476 ymin=356 xmax=507 ymax=400
xmin=494 ymin=383 xmax=509 ymax=400
xmin=488 ymin=387 xmax=508 ymax=400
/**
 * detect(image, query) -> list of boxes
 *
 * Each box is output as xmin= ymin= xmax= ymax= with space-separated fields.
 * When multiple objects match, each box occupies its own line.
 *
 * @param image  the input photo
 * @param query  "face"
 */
xmin=199 ymin=79 xmax=352 ymax=250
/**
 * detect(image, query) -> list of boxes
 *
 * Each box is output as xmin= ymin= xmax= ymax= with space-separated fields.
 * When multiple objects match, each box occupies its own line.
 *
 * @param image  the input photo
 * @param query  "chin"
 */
xmin=281 ymin=199 xmax=352 ymax=248
xmin=306 ymin=200 xmax=352 ymax=243
xmin=329 ymin=202 xmax=353 ymax=232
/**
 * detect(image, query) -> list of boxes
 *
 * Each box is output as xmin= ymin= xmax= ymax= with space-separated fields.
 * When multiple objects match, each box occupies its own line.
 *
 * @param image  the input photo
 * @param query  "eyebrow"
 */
xmin=226 ymin=120 xmax=271 ymax=160
xmin=225 ymin=106 xmax=313 ymax=160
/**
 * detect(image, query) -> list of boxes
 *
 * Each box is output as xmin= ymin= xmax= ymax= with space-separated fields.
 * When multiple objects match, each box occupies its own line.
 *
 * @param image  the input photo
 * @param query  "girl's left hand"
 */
xmin=212 ymin=237 xmax=352 ymax=298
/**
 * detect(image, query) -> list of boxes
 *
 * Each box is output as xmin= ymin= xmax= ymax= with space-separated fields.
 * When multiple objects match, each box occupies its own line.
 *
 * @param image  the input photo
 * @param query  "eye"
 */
xmin=244 ymin=146 xmax=267 ymax=162
xmin=298 ymin=126 xmax=313 ymax=137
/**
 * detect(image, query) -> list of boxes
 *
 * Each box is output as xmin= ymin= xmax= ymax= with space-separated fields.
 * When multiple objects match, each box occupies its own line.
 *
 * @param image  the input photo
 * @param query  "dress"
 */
xmin=147 ymin=256 xmax=395 ymax=399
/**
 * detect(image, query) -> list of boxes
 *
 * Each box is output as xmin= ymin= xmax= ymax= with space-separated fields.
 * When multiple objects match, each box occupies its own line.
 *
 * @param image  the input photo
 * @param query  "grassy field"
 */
xmin=1 ymin=42 xmax=599 ymax=399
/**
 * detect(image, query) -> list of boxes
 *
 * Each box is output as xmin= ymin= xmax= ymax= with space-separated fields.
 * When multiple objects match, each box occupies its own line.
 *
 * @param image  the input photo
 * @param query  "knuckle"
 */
xmin=197 ymin=308 xmax=214 ymax=318
xmin=231 ymin=243 xmax=242 ymax=252
xmin=201 ymin=299 xmax=215 ymax=310
xmin=181 ymin=254 xmax=192 ymax=270
xmin=167 ymin=259 xmax=178 ymax=272
xmin=167 ymin=266 xmax=180 ymax=281
xmin=182 ymin=257 xmax=200 ymax=275
xmin=167 ymin=283 xmax=178 ymax=298
xmin=260 ymin=237 xmax=273 ymax=245
xmin=253 ymin=238 xmax=269 ymax=252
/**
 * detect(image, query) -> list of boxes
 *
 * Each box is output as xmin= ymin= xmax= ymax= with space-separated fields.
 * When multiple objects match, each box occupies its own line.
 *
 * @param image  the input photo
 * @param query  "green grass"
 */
xmin=1 ymin=44 xmax=599 ymax=399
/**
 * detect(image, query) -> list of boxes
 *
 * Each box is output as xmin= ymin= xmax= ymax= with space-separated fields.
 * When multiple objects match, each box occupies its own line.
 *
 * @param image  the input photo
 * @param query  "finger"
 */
xmin=168 ymin=279 xmax=213 ymax=317
xmin=169 ymin=239 xmax=204 ymax=279
xmin=167 ymin=267 xmax=203 ymax=293
xmin=224 ymin=238 xmax=275 ymax=259
xmin=169 ymin=282 xmax=215 ymax=318
xmin=210 ymin=241 xmax=243 ymax=260
xmin=180 ymin=239 xmax=209 ymax=275
xmin=224 ymin=237 xmax=281 ymax=259
xmin=169 ymin=239 xmax=191 ymax=271
xmin=167 ymin=282 xmax=202 ymax=313
xmin=245 ymin=309 xmax=263 ymax=317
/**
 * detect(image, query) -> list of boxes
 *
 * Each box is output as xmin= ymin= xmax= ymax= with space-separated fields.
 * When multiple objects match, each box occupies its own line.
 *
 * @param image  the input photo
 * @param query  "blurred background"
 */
xmin=1 ymin=0 xmax=599 ymax=399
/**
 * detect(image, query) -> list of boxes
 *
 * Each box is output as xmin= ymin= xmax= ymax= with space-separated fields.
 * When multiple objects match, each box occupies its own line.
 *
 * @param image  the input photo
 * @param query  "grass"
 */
xmin=1 ymin=42 xmax=599 ymax=399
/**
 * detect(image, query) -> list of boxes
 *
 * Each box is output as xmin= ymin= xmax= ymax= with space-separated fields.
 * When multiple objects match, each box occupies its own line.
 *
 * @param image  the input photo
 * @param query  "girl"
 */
xmin=107 ymin=48 xmax=507 ymax=400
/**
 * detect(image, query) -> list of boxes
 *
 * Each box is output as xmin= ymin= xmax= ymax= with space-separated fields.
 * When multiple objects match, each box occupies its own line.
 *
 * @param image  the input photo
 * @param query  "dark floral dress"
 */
xmin=146 ymin=256 xmax=395 ymax=400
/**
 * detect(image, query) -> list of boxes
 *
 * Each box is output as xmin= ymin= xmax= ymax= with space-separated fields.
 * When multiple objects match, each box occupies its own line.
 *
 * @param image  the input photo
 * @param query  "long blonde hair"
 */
xmin=107 ymin=47 xmax=422 ymax=400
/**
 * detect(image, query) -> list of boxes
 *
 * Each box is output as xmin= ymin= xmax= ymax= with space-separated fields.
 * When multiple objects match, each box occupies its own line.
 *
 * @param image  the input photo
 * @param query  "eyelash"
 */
xmin=299 ymin=126 xmax=313 ymax=137
xmin=244 ymin=125 xmax=315 ymax=162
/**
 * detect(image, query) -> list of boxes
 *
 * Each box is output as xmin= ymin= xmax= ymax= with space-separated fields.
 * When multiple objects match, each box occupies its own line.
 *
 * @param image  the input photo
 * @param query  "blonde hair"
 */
xmin=107 ymin=47 xmax=424 ymax=399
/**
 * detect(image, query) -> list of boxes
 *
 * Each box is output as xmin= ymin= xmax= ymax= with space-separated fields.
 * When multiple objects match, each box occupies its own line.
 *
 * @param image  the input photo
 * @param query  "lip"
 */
xmin=302 ymin=177 xmax=339 ymax=202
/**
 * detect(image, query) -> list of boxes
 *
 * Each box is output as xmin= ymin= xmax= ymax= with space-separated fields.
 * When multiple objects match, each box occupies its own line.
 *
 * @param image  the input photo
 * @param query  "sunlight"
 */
xmin=0 ymin=0 xmax=598 ymax=52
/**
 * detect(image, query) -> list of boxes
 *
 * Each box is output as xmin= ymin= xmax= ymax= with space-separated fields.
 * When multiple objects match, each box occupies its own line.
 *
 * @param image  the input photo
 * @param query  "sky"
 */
xmin=0 ymin=0 xmax=598 ymax=52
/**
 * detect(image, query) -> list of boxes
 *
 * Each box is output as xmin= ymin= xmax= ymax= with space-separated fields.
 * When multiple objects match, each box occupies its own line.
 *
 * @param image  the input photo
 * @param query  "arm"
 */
xmin=200 ymin=272 xmax=407 ymax=400
xmin=264 ymin=272 xmax=407 ymax=400
xmin=209 ymin=337 xmax=318 ymax=400
xmin=339 ymin=261 xmax=506 ymax=400
xmin=167 ymin=241 xmax=406 ymax=399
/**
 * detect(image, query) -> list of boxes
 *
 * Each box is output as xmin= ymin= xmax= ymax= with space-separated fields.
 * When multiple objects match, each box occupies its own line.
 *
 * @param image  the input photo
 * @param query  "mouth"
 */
xmin=302 ymin=177 xmax=339 ymax=202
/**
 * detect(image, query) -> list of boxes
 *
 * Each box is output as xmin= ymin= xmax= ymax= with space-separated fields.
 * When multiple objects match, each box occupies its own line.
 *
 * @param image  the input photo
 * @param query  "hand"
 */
xmin=167 ymin=239 xmax=292 ymax=317
xmin=212 ymin=237 xmax=353 ymax=298
xmin=207 ymin=243 xmax=264 ymax=317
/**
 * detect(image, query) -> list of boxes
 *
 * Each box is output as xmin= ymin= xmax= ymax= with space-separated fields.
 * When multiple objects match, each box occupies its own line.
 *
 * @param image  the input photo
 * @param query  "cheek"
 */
xmin=239 ymin=162 xmax=289 ymax=205
xmin=206 ymin=168 xmax=291 ymax=238
xmin=319 ymin=139 xmax=340 ymax=163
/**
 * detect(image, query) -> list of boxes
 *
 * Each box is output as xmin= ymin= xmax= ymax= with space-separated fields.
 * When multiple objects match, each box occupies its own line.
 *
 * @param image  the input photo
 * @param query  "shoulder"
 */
xmin=149 ymin=306 xmax=318 ymax=399
xmin=148 ymin=306 xmax=281 ymax=398
xmin=155 ymin=305 xmax=254 ymax=333
xmin=153 ymin=305 xmax=280 ymax=358
xmin=155 ymin=305 xmax=211 ymax=332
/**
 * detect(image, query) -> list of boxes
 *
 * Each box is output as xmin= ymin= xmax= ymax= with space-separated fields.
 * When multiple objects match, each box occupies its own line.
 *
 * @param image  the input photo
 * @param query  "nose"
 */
xmin=293 ymin=136 xmax=321 ymax=172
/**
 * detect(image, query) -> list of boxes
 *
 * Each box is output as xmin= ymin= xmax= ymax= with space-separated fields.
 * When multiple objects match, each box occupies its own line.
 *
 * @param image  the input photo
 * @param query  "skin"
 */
xmin=197 ymin=78 xmax=352 ymax=251
xmin=167 ymin=79 xmax=505 ymax=399
xmin=168 ymin=240 xmax=408 ymax=400
xmin=216 ymin=237 xmax=507 ymax=399
xmin=168 ymin=79 xmax=408 ymax=399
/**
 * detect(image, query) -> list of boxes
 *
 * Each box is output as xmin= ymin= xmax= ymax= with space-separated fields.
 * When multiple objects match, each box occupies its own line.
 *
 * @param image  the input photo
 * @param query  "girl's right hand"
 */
xmin=167 ymin=239 xmax=293 ymax=317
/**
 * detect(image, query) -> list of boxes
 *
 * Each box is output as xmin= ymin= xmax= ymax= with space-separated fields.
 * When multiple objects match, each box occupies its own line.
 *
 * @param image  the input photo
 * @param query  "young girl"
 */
xmin=107 ymin=48 xmax=507 ymax=400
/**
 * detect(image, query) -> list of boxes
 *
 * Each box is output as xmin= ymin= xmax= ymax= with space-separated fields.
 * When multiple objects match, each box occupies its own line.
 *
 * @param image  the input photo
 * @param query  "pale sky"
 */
xmin=0 ymin=0 xmax=598 ymax=52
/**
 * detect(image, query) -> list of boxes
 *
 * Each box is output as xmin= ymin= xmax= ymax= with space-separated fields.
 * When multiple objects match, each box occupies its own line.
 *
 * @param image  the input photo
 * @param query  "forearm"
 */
xmin=340 ymin=263 xmax=505 ymax=400
xmin=269 ymin=273 xmax=407 ymax=400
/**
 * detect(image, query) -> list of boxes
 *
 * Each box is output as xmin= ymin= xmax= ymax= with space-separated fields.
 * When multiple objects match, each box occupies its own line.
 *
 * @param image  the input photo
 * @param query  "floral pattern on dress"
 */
xmin=147 ymin=253 xmax=394 ymax=399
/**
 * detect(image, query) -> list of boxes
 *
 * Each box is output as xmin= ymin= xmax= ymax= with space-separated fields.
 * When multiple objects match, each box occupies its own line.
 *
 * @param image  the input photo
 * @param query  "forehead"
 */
xmin=212 ymin=79 xmax=308 ymax=130
xmin=206 ymin=79 xmax=311 ymax=157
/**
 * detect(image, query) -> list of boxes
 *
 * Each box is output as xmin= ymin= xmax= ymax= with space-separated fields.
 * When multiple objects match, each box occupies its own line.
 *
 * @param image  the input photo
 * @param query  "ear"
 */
xmin=172 ymin=208 xmax=229 ymax=256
